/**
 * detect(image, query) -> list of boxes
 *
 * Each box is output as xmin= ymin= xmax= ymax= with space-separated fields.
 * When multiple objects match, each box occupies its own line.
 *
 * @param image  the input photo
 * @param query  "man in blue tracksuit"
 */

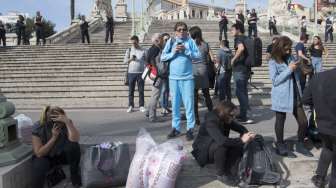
xmin=161 ymin=22 xmax=201 ymax=141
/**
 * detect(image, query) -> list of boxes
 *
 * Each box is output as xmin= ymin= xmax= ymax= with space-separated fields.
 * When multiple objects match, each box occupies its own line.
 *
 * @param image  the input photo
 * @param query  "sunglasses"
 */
xmin=176 ymin=28 xmax=188 ymax=32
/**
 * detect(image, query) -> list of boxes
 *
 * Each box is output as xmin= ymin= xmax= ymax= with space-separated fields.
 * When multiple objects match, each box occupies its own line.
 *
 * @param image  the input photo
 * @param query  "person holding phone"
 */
xmin=161 ymin=22 xmax=201 ymax=141
xmin=31 ymin=106 xmax=81 ymax=188
xmin=124 ymin=35 xmax=146 ymax=113
xmin=269 ymin=36 xmax=312 ymax=158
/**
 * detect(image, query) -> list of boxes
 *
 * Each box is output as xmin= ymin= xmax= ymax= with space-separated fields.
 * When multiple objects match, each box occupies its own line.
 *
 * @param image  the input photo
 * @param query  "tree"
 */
xmin=24 ymin=17 xmax=56 ymax=42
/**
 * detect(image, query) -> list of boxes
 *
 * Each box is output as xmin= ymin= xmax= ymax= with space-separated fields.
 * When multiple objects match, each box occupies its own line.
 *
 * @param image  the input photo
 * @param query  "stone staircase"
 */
xmin=0 ymin=19 xmax=335 ymax=110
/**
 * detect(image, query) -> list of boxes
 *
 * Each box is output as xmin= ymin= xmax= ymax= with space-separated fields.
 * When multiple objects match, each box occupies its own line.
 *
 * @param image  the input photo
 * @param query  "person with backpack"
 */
xmin=269 ymin=36 xmax=313 ymax=158
xmin=161 ymin=22 xmax=201 ymax=141
xmin=0 ymin=20 xmax=6 ymax=47
xmin=247 ymin=9 xmax=258 ymax=38
xmin=230 ymin=23 xmax=254 ymax=124
xmin=35 ymin=11 xmax=46 ymax=45
xmin=191 ymin=101 xmax=255 ymax=186
xmin=216 ymin=40 xmax=232 ymax=102
xmin=309 ymin=36 xmax=328 ymax=73
xmin=80 ymin=15 xmax=90 ymax=44
xmin=302 ymin=68 xmax=336 ymax=188
xmin=189 ymin=26 xmax=214 ymax=126
xmin=145 ymin=33 xmax=165 ymax=122
xmin=325 ymin=16 xmax=334 ymax=43
xmin=159 ymin=33 xmax=172 ymax=115
xmin=16 ymin=15 xmax=26 ymax=46
xmin=124 ymin=35 xmax=146 ymax=113
xmin=218 ymin=10 xmax=228 ymax=41
xmin=105 ymin=12 xmax=114 ymax=44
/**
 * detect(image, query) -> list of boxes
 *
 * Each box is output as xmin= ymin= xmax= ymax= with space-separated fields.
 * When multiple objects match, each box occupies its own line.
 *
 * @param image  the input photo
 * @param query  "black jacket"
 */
xmin=80 ymin=21 xmax=89 ymax=31
xmin=302 ymin=68 xmax=336 ymax=136
xmin=106 ymin=17 xmax=114 ymax=29
xmin=191 ymin=111 xmax=248 ymax=167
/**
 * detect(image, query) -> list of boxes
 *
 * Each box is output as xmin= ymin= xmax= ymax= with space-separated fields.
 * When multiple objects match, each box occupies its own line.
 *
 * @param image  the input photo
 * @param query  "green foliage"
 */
xmin=25 ymin=17 xmax=56 ymax=39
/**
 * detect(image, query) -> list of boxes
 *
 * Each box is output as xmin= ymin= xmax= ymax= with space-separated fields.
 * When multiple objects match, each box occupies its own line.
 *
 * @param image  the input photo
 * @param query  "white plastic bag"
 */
xmin=14 ymin=114 xmax=33 ymax=144
xmin=126 ymin=128 xmax=187 ymax=188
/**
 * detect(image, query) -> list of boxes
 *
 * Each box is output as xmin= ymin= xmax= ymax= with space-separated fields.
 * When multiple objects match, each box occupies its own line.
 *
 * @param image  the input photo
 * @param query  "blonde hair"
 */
xmin=39 ymin=106 xmax=65 ymax=126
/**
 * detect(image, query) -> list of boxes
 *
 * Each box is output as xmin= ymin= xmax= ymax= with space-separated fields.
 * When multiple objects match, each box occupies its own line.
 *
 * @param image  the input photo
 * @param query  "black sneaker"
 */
xmin=296 ymin=142 xmax=314 ymax=157
xmin=275 ymin=142 xmax=289 ymax=156
xmin=186 ymin=129 xmax=194 ymax=141
xmin=311 ymin=175 xmax=326 ymax=188
xmin=167 ymin=129 xmax=181 ymax=139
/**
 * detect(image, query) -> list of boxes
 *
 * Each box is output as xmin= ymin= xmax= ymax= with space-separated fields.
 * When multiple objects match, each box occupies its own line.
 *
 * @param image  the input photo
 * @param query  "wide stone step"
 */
xmin=0 ymin=81 xmax=274 ymax=88
xmin=9 ymin=96 xmax=271 ymax=110
xmin=2 ymin=89 xmax=270 ymax=98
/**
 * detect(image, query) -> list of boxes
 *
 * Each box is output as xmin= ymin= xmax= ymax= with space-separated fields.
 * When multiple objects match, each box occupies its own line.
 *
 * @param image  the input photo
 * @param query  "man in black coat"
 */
xmin=218 ymin=10 xmax=228 ymax=41
xmin=0 ymin=20 xmax=6 ymax=47
xmin=105 ymin=13 xmax=114 ymax=43
xmin=192 ymin=101 xmax=255 ymax=186
xmin=35 ymin=11 xmax=46 ymax=45
xmin=303 ymin=68 xmax=336 ymax=188
xmin=16 ymin=15 xmax=26 ymax=45
xmin=80 ymin=15 xmax=90 ymax=44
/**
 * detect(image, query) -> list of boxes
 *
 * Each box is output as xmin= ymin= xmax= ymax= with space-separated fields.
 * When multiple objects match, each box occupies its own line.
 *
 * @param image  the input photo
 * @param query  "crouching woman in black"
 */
xmin=191 ymin=101 xmax=255 ymax=186
xmin=32 ymin=106 xmax=82 ymax=188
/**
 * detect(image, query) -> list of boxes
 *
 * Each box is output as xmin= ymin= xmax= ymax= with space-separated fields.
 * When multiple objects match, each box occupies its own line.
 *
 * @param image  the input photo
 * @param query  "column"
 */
xmin=70 ymin=0 xmax=75 ymax=21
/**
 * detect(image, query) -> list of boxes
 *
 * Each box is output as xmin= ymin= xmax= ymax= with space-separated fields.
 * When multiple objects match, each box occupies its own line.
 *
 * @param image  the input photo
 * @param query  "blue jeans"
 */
xmin=218 ymin=71 xmax=232 ymax=102
xmin=128 ymin=73 xmax=144 ymax=107
xmin=233 ymin=71 xmax=249 ymax=120
xmin=312 ymin=57 xmax=323 ymax=73
xmin=169 ymin=79 xmax=195 ymax=131
xmin=160 ymin=79 xmax=169 ymax=109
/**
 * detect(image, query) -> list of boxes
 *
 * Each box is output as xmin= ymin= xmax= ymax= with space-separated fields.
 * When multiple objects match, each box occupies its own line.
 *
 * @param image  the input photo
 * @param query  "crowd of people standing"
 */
xmin=121 ymin=9 xmax=335 ymax=186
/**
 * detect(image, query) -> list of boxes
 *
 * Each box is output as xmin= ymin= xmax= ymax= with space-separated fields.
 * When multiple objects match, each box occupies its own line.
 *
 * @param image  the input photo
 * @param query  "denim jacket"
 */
xmin=269 ymin=58 xmax=302 ymax=113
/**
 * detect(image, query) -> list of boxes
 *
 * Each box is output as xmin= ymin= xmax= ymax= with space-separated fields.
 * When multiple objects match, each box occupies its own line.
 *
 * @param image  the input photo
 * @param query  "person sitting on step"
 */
xmin=32 ymin=106 xmax=82 ymax=188
xmin=191 ymin=101 xmax=256 ymax=186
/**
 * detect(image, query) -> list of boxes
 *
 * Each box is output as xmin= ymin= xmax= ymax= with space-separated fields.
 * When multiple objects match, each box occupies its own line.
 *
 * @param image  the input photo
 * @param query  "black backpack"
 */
xmin=157 ymin=38 xmax=176 ymax=78
xmin=243 ymin=37 xmax=263 ymax=67
xmin=239 ymin=135 xmax=281 ymax=187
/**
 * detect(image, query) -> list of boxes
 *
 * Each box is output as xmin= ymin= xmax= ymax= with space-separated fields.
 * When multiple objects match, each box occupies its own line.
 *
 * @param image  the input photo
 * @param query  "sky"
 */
xmin=0 ymin=0 xmax=313 ymax=32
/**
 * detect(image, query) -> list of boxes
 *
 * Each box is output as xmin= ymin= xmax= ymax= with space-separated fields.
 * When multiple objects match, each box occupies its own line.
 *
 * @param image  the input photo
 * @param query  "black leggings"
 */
xmin=32 ymin=142 xmax=82 ymax=188
xmin=194 ymin=88 xmax=213 ymax=123
xmin=275 ymin=105 xmax=308 ymax=143
xmin=208 ymin=142 xmax=243 ymax=176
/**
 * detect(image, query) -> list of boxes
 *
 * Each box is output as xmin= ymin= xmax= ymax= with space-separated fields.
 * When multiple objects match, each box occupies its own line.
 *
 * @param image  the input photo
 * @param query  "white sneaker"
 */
xmin=139 ymin=106 xmax=146 ymax=113
xmin=127 ymin=106 xmax=133 ymax=113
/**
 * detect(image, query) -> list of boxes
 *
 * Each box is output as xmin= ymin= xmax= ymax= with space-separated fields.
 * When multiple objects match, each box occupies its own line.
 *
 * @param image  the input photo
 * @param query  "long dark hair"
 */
xmin=271 ymin=36 xmax=293 ymax=63
xmin=189 ymin=26 xmax=204 ymax=46
xmin=311 ymin=36 xmax=324 ymax=50
xmin=214 ymin=101 xmax=237 ymax=123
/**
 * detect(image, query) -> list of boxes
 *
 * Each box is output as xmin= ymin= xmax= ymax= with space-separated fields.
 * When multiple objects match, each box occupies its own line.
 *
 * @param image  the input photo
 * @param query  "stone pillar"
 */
xmin=115 ymin=0 xmax=128 ymax=22
xmin=0 ymin=96 xmax=31 ymax=166
xmin=70 ymin=0 xmax=75 ymax=21
xmin=235 ymin=0 xmax=247 ymax=13
xmin=91 ymin=0 xmax=112 ymax=19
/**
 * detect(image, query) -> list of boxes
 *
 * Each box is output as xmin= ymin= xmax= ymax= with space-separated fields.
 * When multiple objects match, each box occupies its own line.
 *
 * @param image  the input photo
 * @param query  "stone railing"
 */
xmin=46 ymin=17 xmax=102 ymax=44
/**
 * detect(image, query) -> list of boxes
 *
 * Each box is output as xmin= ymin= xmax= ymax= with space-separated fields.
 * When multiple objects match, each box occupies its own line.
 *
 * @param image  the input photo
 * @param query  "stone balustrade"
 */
xmin=46 ymin=17 xmax=102 ymax=44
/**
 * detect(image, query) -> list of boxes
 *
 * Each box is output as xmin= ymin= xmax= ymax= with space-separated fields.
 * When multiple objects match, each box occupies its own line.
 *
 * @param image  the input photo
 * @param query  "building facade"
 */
xmin=147 ymin=0 xmax=227 ymax=20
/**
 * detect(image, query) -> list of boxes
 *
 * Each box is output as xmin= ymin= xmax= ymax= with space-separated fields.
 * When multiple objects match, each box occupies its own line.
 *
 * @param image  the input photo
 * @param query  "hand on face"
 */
xmin=50 ymin=111 xmax=70 ymax=125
